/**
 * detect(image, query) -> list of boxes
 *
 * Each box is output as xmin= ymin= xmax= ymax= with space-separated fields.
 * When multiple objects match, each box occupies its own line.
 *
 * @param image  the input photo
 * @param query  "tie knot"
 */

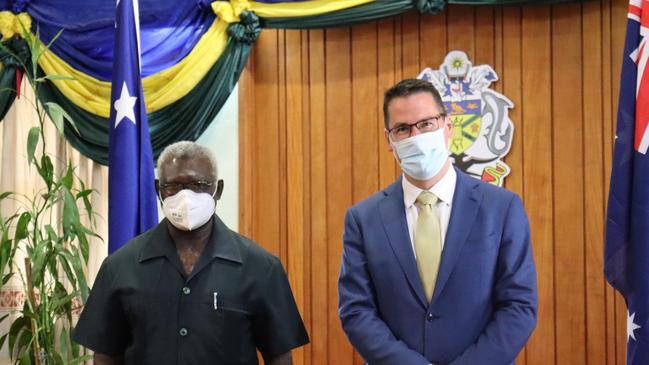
xmin=416 ymin=191 xmax=438 ymax=206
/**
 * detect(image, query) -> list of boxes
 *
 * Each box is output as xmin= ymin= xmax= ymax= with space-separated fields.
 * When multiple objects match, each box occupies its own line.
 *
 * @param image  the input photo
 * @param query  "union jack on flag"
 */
xmin=605 ymin=0 xmax=649 ymax=364
xmin=630 ymin=0 xmax=649 ymax=154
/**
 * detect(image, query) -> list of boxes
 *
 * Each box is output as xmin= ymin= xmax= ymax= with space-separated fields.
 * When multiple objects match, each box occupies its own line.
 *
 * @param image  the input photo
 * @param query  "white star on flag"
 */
xmin=628 ymin=311 xmax=641 ymax=342
xmin=113 ymin=82 xmax=137 ymax=128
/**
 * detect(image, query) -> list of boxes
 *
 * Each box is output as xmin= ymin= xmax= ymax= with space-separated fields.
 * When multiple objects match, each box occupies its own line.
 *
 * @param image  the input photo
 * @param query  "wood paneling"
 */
xmin=239 ymin=1 xmax=629 ymax=364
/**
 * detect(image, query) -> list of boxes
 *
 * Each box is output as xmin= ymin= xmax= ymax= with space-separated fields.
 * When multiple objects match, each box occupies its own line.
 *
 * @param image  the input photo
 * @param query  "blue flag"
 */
xmin=108 ymin=0 xmax=158 ymax=253
xmin=605 ymin=0 xmax=649 ymax=363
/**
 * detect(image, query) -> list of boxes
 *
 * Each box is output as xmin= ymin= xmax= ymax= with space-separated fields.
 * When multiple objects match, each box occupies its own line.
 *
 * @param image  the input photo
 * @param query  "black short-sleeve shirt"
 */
xmin=73 ymin=216 xmax=309 ymax=365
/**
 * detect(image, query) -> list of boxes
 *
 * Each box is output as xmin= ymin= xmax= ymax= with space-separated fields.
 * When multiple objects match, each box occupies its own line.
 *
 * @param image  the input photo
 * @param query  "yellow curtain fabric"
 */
xmin=211 ymin=0 xmax=252 ymax=23
xmin=0 ymin=12 xmax=31 ymax=40
xmin=249 ymin=0 xmax=374 ymax=18
xmin=35 ymin=19 xmax=229 ymax=117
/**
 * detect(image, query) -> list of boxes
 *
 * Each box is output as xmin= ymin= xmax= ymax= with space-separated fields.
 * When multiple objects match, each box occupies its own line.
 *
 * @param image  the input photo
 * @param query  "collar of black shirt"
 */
xmin=138 ymin=215 xmax=244 ymax=265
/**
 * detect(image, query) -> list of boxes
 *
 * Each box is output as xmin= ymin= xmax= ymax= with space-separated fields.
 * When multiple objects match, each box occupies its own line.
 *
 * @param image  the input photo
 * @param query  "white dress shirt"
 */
xmin=402 ymin=166 xmax=457 ymax=258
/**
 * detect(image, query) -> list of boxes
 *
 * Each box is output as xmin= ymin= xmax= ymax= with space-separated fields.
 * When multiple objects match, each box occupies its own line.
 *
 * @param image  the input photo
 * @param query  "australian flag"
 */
xmin=605 ymin=0 xmax=649 ymax=363
xmin=108 ymin=0 xmax=158 ymax=253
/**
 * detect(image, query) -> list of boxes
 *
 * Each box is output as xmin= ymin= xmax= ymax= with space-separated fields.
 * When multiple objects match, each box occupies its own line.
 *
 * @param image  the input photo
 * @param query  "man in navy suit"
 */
xmin=338 ymin=79 xmax=537 ymax=365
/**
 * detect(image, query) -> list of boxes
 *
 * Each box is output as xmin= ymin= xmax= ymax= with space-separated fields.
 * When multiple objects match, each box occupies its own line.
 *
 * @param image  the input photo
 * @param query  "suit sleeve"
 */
xmin=448 ymin=194 xmax=538 ymax=365
xmin=338 ymin=208 xmax=431 ymax=365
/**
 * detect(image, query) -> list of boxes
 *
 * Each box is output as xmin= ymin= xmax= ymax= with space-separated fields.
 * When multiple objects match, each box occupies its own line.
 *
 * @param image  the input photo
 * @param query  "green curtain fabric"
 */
xmin=450 ymin=0 xmax=574 ymax=4
xmin=0 ymin=38 xmax=29 ymax=122
xmin=0 ymin=67 xmax=16 ymax=121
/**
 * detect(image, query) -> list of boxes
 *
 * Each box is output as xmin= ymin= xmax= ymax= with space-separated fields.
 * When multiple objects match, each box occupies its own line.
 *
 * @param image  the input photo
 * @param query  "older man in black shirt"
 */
xmin=73 ymin=141 xmax=309 ymax=365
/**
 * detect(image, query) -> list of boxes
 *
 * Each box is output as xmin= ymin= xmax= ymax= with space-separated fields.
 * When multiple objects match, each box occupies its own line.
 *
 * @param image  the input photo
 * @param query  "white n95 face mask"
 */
xmin=162 ymin=189 xmax=216 ymax=231
xmin=392 ymin=128 xmax=449 ymax=180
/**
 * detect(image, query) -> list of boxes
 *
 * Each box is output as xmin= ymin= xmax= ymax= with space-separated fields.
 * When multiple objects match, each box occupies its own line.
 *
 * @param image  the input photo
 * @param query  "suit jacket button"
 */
xmin=427 ymin=313 xmax=434 ymax=322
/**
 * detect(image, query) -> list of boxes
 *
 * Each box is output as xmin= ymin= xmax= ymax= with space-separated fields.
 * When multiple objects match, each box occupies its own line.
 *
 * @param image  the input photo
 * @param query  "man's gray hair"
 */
xmin=157 ymin=141 xmax=218 ymax=181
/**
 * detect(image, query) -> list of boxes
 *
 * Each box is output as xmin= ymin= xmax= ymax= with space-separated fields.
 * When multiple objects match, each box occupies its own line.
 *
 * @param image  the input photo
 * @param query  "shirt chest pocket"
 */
xmin=195 ymin=295 xmax=257 ymax=360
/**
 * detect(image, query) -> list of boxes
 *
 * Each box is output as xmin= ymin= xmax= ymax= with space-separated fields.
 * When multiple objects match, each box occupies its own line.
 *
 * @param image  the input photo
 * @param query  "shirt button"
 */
xmin=182 ymin=287 xmax=191 ymax=295
xmin=427 ymin=313 xmax=434 ymax=322
xmin=179 ymin=328 xmax=188 ymax=336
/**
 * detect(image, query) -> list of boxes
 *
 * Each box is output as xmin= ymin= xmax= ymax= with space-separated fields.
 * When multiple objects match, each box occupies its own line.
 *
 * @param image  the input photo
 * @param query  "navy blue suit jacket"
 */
xmin=338 ymin=168 xmax=537 ymax=365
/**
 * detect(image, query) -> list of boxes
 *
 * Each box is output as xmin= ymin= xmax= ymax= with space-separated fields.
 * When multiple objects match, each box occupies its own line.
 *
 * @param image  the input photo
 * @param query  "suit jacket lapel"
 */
xmin=431 ymin=168 xmax=482 ymax=306
xmin=379 ymin=178 xmax=428 ymax=309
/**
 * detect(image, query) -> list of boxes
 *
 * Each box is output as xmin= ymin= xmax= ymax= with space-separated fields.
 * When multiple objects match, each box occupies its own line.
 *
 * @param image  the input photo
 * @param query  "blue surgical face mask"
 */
xmin=391 ymin=128 xmax=449 ymax=180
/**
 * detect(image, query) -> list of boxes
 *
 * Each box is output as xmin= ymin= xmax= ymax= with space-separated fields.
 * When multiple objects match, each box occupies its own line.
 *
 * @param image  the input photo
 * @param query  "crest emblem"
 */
xmin=418 ymin=51 xmax=514 ymax=186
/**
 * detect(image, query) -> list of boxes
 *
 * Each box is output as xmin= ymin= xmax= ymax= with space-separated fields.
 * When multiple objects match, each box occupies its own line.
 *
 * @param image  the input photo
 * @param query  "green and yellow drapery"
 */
xmin=0 ymin=0 xmax=576 ymax=165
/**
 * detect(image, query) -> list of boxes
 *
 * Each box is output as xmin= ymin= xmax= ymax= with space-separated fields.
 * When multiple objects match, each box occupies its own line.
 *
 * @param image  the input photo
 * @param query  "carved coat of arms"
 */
xmin=418 ymin=51 xmax=514 ymax=186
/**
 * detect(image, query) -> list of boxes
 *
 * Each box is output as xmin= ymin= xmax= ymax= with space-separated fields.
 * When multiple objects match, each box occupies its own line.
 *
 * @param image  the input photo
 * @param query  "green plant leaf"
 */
xmin=70 ymin=337 xmax=80 ymax=358
xmin=39 ymin=155 xmax=54 ymax=188
xmin=44 ymin=102 xmax=66 ymax=138
xmin=58 ymin=251 xmax=77 ymax=289
xmin=0 ymin=191 xmax=12 ymax=201
xmin=43 ymin=28 xmax=64 ymax=57
xmin=50 ymin=351 xmax=64 ymax=365
xmin=61 ymin=162 xmax=74 ymax=190
xmin=14 ymin=212 xmax=32 ymax=242
xmin=35 ymin=75 xmax=74 ymax=83
xmin=0 ymin=232 xmax=13 ymax=283
xmin=50 ymin=282 xmax=74 ymax=318
xmin=30 ymin=239 xmax=50 ymax=286
xmin=18 ymin=349 xmax=32 ymax=365
xmin=0 ymin=333 xmax=7 ymax=352
xmin=30 ymin=30 xmax=42 ymax=79
xmin=75 ymin=189 xmax=93 ymax=200
xmin=2 ymin=273 xmax=13 ymax=285
xmin=74 ymin=224 xmax=89 ymax=264
xmin=59 ymin=327 xmax=70 ymax=362
xmin=26 ymin=127 xmax=40 ymax=165
xmin=44 ymin=102 xmax=79 ymax=136
xmin=61 ymin=250 xmax=88 ymax=302
xmin=44 ymin=225 xmax=58 ymax=241
xmin=46 ymin=242 xmax=60 ymax=284
xmin=8 ymin=315 xmax=31 ymax=362
xmin=62 ymin=189 xmax=79 ymax=234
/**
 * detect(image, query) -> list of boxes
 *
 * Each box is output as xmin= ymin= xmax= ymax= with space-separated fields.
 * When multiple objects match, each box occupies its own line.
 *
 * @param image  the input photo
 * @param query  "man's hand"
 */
xmin=94 ymin=353 xmax=124 ymax=365
xmin=265 ymin=351 xmax=292 ymax=365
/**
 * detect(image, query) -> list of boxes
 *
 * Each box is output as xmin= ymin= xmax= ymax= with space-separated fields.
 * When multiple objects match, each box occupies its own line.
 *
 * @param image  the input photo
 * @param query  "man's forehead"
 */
xmin=161 ymin=155 xmax=212 ymax=175
xmin=389 ymin=98 xmax=443 ymax=123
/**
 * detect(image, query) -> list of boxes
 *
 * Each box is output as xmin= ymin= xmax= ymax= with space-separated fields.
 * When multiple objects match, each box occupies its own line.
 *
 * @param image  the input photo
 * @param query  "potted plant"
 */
xmin=0 ymin=26 xmax=100 ymax=365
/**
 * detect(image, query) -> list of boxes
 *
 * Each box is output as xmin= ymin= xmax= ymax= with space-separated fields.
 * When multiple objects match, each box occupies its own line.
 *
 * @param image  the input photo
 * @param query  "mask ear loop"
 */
xmin=156 ymin=180 xmax=165 ymax=206
xmin=214 ymin=180 xmax=224 ymax=200
xmin=158 ymin=189 xmax=166 ymax=204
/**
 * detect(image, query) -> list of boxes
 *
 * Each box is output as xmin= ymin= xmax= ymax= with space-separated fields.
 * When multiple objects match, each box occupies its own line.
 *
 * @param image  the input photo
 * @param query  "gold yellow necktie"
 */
xmin=415 ymin=191 xmax=441 ymax=303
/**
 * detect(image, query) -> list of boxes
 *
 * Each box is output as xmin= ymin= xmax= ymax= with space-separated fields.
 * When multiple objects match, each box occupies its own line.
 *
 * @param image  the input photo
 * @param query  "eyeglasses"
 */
xmin=159 ymin=180 xmax=216 ymax=196
xmin=387 ymin=113 xmax=446 ymax=141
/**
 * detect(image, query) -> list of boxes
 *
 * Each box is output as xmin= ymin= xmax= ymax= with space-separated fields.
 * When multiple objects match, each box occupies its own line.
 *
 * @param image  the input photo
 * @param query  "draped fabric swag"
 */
xmin=0 ymin=0 xmax=575 ymax=164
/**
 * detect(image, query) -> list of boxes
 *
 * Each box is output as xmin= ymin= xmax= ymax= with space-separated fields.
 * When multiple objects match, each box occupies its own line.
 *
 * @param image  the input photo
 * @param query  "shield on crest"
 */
xmin=445 ymin=100 xmax=482 ymax=155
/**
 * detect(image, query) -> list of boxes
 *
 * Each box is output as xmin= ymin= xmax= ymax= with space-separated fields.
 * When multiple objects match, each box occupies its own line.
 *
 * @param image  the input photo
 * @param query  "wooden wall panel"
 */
xmin=582 ymin=2 xmax=607 ymax=365
xmin=307 ymin=29 xmax=329 ymax=365
xmin=240 ymin=1 xmax=629 ymax=363
xmin=324 ymin=27 xmax=355 ymax=365
xmin=553 ymin=3 xmax=586 ymax=364
xmin=609 ymin=2 xmax=628 ymax=363
xmin=377 ymin=18 xmax=398 ymax=188
xmin=521 ymin=5 xmax=556 ymax=365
